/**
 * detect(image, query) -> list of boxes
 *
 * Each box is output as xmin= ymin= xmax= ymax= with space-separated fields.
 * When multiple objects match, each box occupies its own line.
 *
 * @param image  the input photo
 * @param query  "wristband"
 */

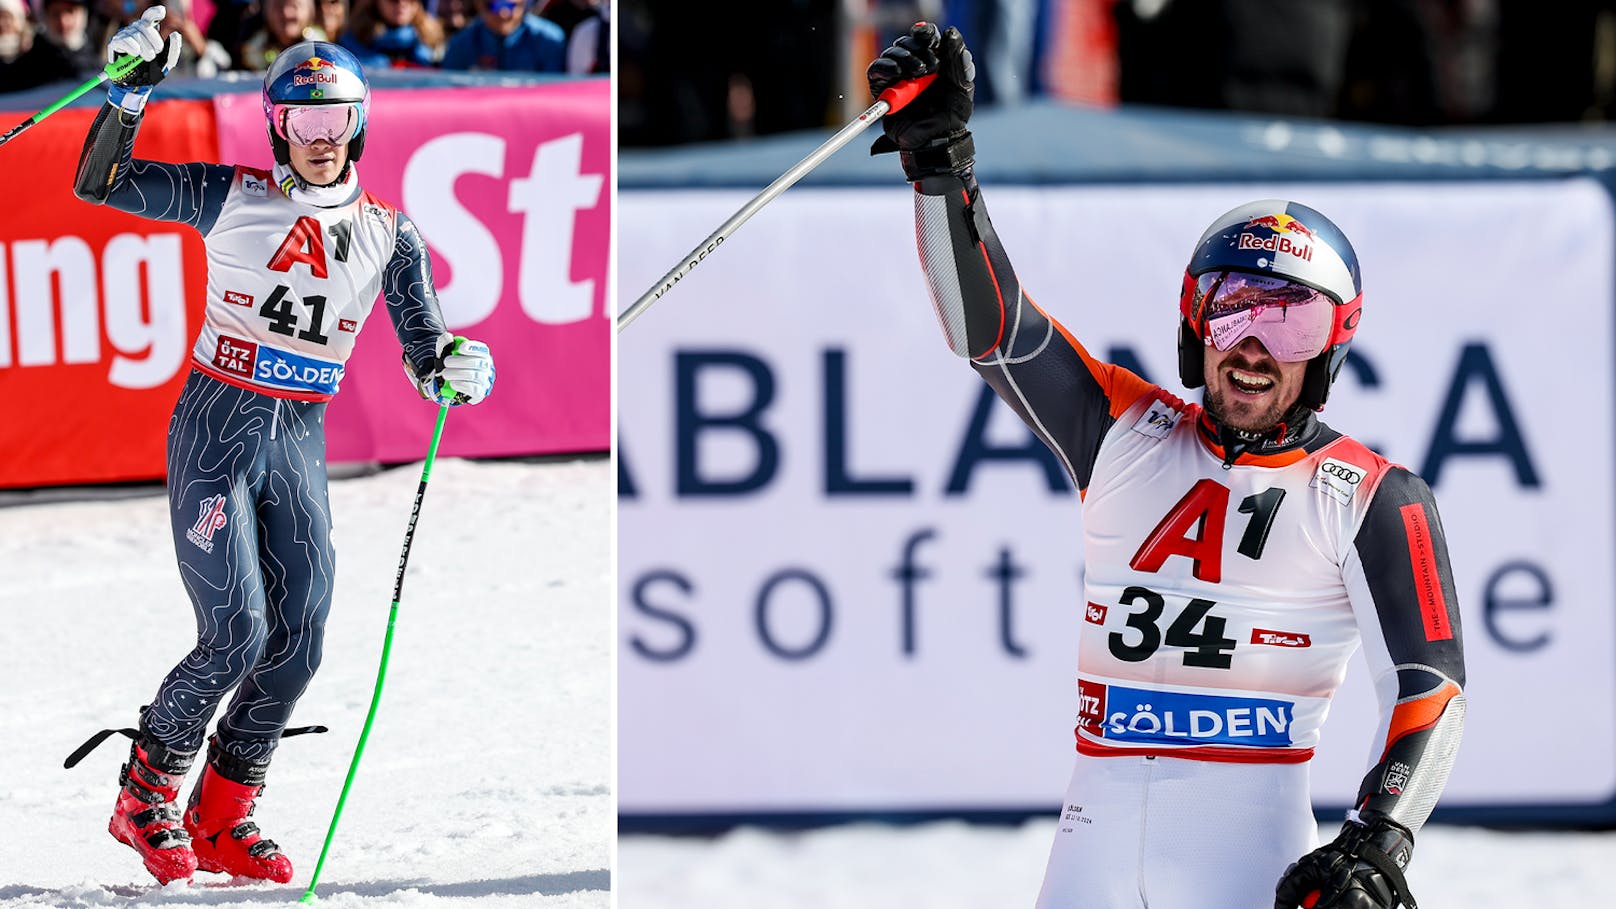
xmin=898 ymin=132 xmax=975 ymax=181
xmin=107 ymin=83 xmax=153 ymax=117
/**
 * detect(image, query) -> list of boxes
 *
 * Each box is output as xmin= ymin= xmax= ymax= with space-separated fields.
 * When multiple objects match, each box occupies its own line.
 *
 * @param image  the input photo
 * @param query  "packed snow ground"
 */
xmin=0 ymin=458 xmax=611 ymax=909
xmin=620 ymin=821 xmax=1616 ymax=906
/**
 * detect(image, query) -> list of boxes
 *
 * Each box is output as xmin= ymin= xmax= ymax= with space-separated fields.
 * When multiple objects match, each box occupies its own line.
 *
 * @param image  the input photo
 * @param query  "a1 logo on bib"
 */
xmin=1132 ymin=400 xmax=1181 ymax=440
xmin=1311 ymin=457 xmax=1365 ymax=504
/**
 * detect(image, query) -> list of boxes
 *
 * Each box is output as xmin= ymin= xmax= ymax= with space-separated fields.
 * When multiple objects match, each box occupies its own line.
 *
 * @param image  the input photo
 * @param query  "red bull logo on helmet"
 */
xmin=291 ymin=55 xmax=341 ymax=86
xmin=1238 ymin=213 xmax=1316 ymax=261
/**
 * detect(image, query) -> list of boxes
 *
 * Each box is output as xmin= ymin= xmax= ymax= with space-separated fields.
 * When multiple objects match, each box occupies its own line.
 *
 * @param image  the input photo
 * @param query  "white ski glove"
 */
xmin=410 ymin=333 xmax=495 ymax=406
xmin=106 ymin=7 xmax=182 ymax=116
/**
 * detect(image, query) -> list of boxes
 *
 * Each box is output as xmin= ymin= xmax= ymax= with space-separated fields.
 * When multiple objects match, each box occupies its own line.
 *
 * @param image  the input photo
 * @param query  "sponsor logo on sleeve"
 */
xmin=1086 ymin=683 xmax=1296 ymax=748
xmin=224 ymin=290 xmax=254 ymax=307
xmin=185 ymin=494 xmax=229 ymax=553
xmin=213 ymin=336 xmax=258 ymax=379
xmin=338 ymin=318 xmax=358 ymax=333
xmin=1132 ymin=400 xmax=1181 ymax=440
xmin=1251 ymin=628 xmax=1312 ymax=648
xmin=1085 ymin=602 xmax=1108 ymax=625
xmin=253 ymin=346 xmax=345 ymax=396
xmin=241 ymin=174 xmax=267 ymax=196
xmin=1311 ymin=457 xmax=1365 ymax=505
xmin=1383 ymin=760 xmax=1413 ymax=796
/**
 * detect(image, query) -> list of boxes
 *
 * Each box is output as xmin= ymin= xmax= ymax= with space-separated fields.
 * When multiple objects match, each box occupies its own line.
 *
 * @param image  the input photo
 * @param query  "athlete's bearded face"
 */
xmin=289 ymin=139 xmax=347 ymax=187
xmin=1202 ymin=336 xmax=1308 ymax=434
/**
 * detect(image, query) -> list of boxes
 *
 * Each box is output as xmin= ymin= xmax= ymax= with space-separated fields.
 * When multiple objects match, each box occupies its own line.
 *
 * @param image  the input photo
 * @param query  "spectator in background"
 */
xmin=340 ymin=0 xmax=441 ymax=67
xmin=536 ymin=0 xmax=605 ymax=73
xmin=206 ymin=0 xmax=255 ymax=63
xmin=5 ymin=0 xmax=104 ymax=86
xmin=146 ymin=0 xmax=233 ymax=75
xmin=436 ymin=0 xmax=470 ymax=37
xmin=236 ymin=0 xmax=324 ymax=69
xmin=441 ymin=0 xmax=563 ymax=71
xmin=0 ymin=0 xmax=34 ymax=65
xmin=315 ymin=0 xmax=343 ymax=47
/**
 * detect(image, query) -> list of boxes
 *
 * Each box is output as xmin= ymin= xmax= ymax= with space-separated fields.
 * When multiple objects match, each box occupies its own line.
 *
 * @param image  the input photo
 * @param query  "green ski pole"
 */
xmin=299 ymin=404 xmax=450 ymax=904
xmin=0 ymin=54 xmax=144 ymax=149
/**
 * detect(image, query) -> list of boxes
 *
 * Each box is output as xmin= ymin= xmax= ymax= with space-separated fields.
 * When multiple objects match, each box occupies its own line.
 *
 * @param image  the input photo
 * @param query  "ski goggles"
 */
xmin=271 ymin=103 xmax=362 ymax=147
xmin=1194 ymin=271 xmax=1336 ymax=362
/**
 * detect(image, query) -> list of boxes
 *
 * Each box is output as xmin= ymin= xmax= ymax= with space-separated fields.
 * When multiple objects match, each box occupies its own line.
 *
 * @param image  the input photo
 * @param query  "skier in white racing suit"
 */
xmin=868 ymin=24 xmax=1465 ymax=909
xmin=70 ymin=10 xmax=495 ymax=885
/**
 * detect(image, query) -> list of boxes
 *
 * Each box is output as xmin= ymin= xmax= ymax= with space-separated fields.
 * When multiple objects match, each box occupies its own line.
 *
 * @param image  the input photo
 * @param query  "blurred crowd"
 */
xmin=0 ymin=0 xmax=607 ymax=92
xmin=620 ymin=0 xmax=1616 ymax=147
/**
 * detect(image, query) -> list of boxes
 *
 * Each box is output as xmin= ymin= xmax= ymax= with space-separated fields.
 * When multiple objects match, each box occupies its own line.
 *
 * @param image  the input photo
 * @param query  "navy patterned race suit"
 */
xmin=75 ymin=102 xmax=448 ymax=764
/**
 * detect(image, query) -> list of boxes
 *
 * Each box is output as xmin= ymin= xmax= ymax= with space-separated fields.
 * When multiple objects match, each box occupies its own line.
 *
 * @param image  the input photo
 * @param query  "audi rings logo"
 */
xmin=1321 ymin=462 xmax=1363 ymax=484
xmin=1312 ymin=457 xmax=1367 ymax=504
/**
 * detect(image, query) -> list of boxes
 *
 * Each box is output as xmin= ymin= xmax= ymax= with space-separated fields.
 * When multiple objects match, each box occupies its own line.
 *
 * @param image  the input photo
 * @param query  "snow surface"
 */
xmin=620 ymin=821 xmax=1616 ymax=907
xmin=0 ymin=458 xmax=611 ymax=909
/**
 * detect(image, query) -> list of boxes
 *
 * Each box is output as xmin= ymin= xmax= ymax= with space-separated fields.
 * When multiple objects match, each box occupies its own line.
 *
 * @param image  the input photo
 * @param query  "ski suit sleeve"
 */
xmin=381 ymin=211 xmax=453 ymax=375
xmin=72 ymin=103 xmax=232 ymax=234
xmin=913 ymin=171 xmax=1157 ymax=492
xmin=1340 ymin=467 xmax=1467 ymax=835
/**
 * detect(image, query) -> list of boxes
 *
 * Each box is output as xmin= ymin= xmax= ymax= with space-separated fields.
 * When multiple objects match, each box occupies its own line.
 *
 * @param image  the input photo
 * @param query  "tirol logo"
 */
xmin=213 ymin=336 xmax=258 ymax=378
xmin=1238 ymin=213 xmax=1316 ymax=262
xmin=338 ymin=318 xmax=358 ymax=333
xmin=1077 ymin=680 xmax=1107 ymax=738
xmin=1383 ymin=760 xmax=1413 ymax=796
xmin=1131 ymin=399 xmax=1180 ymax=440
xmin=185 ymin=494 xmax=229 ymax=554
xmin=1085 ymin=602 xmax=1108 ymax=625
xmin=1251 ymin=628 xmax=1311 ymax=648
xmin=225 ymin=290 xmax=253 ymax=307
xmin=1089 ymin=682 xmax=1296 ymax=748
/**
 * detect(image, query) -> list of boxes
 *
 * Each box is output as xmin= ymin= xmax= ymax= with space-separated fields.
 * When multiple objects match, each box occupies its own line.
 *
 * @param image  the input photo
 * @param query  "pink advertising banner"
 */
xmin=215 ymin=79 xmax=611 ymax=464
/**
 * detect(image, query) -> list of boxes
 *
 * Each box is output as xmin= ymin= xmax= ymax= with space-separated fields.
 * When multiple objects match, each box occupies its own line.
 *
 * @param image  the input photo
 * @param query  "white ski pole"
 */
xmin=617 ymin=74 xmax=937 ymax=333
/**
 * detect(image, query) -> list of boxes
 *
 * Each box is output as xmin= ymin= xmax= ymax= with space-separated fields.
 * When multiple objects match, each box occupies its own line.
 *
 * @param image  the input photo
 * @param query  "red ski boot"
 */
xmin=108 ymin=738 xmax=199 ymax=885
xmin=184 ymin=742 xmax=293 ymax=883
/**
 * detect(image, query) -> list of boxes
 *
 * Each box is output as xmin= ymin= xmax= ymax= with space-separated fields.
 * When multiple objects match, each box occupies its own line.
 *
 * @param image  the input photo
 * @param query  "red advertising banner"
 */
xmin=0 ymin=100 xmax=218 ymax=489
xmin=216 ymin=80 xmax=611 ymax=467
xmin=0 ymin=79 xmax=610 ymax=489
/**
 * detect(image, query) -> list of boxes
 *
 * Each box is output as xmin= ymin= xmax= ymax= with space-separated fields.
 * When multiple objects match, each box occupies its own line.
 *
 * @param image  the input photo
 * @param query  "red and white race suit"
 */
xmin=910 ymin=172 xmax=1466 ymax=909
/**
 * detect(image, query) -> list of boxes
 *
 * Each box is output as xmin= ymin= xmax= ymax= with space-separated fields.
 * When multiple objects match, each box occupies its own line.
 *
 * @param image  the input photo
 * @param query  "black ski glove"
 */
xmin=866 ymin=22 xmax=976 ymax=180
xmin=1274 ymin=813 xmax=1418 ymax=909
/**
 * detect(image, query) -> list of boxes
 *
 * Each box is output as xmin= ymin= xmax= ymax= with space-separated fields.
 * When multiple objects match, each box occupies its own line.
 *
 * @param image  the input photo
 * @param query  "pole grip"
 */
xmin=0 ymin=54 xmax=144 ymax=150
xmin=876 ymin=73 xmax=938 ymax=116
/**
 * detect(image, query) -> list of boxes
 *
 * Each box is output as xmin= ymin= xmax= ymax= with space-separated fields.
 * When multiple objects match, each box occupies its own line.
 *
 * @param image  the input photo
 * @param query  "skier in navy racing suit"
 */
xmin=72 ymin=8 xmax=496 ymax=885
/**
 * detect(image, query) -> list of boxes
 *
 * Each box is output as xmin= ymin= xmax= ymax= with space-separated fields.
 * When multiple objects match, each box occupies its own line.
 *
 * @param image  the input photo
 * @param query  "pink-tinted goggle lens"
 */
xmin=1197 ymin=271 xmax=1335 ymax=362
xmin=274 ymin=104 xmax=360 ymax=147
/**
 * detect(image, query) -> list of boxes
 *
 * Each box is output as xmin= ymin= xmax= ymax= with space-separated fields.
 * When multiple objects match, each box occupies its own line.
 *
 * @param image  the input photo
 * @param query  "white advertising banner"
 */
xmin=618 ymin=180 xmax=1616 ymax=816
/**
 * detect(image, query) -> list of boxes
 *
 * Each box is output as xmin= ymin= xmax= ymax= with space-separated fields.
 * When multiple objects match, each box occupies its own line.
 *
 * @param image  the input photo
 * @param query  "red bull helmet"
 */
xmin=261 ymin=42 xmax=371 ymax=170
xmin=1177 ymin=200 xmax=1363 ymax=411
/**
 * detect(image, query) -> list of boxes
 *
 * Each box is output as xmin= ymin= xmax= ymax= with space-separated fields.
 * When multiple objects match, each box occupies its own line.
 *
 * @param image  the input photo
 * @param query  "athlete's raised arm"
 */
xmin=870 ymin=24 xmax=1155 ymax=492
xmin=72 ymin=8 xmax=232 ymax=234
